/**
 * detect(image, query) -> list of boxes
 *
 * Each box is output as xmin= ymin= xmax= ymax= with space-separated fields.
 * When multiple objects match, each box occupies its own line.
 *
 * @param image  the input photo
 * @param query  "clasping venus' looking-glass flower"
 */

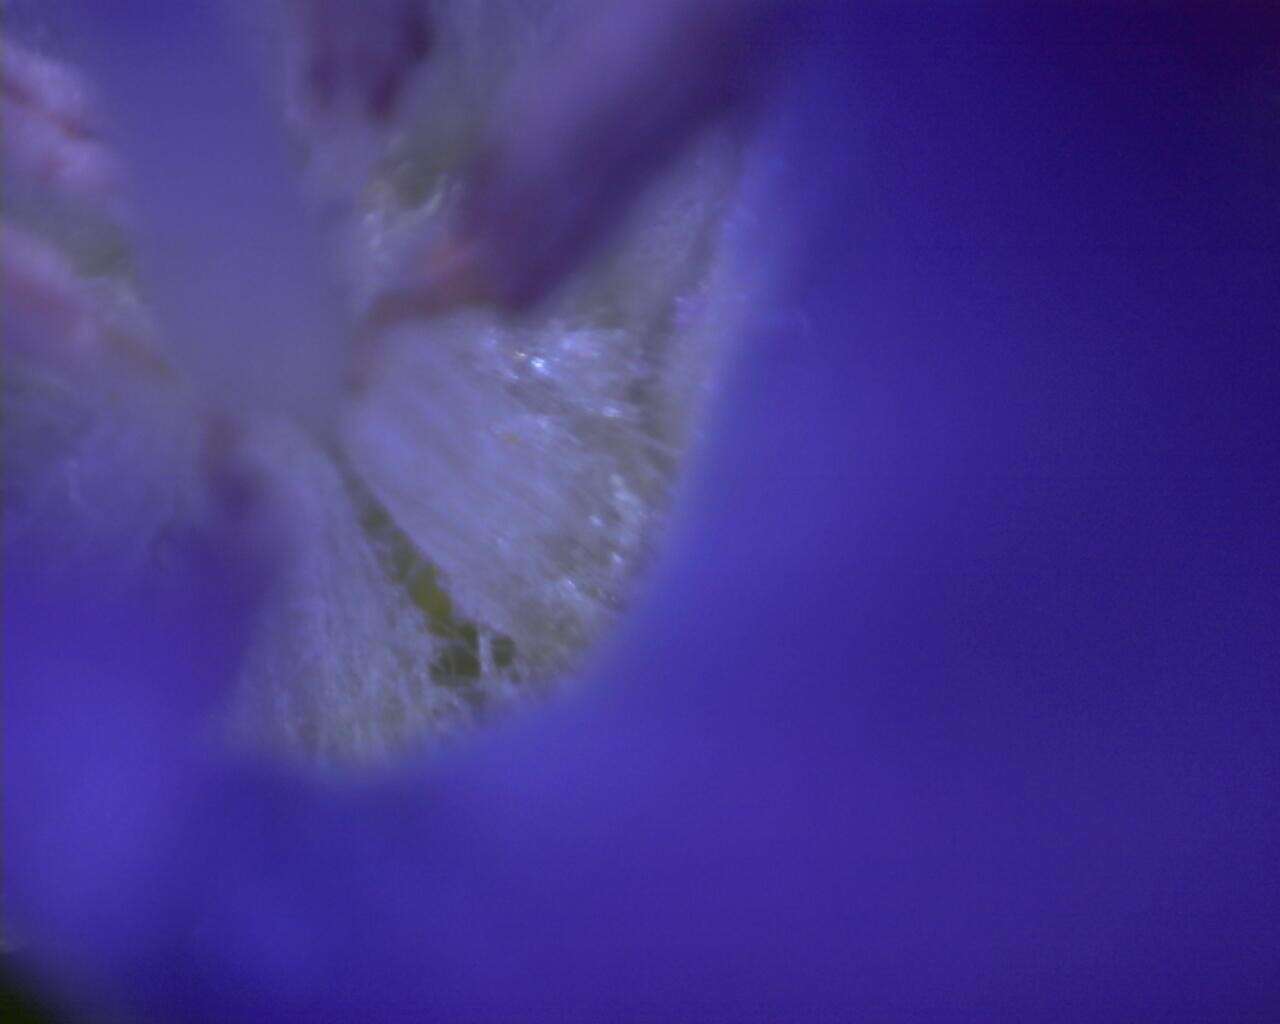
xmin=6 ymin=5 xmax=1280 ymax=1021
xmin=1 ymin=0 xmax=757 ymax=768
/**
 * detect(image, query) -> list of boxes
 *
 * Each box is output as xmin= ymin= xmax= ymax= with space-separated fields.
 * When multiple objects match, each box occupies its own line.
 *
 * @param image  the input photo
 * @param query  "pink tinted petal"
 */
xmin=1 ymin=94 xmax=124 ymax=212
xmin=0 ymin=37 xmax=104 ymax=138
